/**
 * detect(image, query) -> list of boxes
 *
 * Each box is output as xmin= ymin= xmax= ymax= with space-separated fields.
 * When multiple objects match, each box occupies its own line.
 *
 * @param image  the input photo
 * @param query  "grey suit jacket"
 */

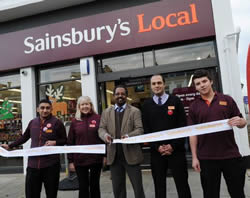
xmin=98 ymin=104 xmax=144 ymax=165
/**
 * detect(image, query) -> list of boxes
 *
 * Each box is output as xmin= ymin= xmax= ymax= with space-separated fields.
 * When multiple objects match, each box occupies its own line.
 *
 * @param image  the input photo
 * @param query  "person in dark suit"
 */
xmin=98 ymin=84 xmax=145 ymax=198
xmin=142 ymin=74 xmax=191 ymax=198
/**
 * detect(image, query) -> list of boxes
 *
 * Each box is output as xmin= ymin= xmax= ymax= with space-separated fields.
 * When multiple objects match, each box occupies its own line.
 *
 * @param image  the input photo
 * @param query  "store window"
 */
xmin=99 ymin=51 xmax=154 ymax=73
xmin=38 ymin=64 xmax=82 ymax=122
xmin=0 ymin=74 xmax=22 ymax=145
xmin=101 ymin=69 xmax=219 ymax=114
xmin=155 ymin=41 xmax=215 ymax=65
xmin=98 ymin=41 xmax=215 ymax=73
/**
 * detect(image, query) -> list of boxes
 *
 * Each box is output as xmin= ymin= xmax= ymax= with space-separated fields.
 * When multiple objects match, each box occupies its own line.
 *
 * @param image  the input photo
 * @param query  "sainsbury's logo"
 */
xmin=24 ymin=19 xmax=130 ymax=54
xmin=23 ymin=3 xmax=199 ymax=54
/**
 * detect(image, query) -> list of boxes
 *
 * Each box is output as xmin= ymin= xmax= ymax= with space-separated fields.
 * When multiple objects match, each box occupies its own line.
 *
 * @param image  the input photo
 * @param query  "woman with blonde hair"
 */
xmin=67 ymin=96 xmax=103 ymax=198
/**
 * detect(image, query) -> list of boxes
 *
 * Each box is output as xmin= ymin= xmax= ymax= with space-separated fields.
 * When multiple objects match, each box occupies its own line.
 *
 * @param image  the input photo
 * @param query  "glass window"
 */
xmin=98 ymin=41 xmax=215 ymax=73
xmin=101 ymin=52 xmax=154 ymax=73
xmin=40 ymin=64 xmax=81 ymax=83
xmin=155 ymin=41 xmax=215 ymax=65
xmin=0 ymin=74 xmax=20 ymax=89
xmin=39 ymin=64 xmax=82 ymax=122
xmin=101 ymin=68 xmax=219 ymax=115
xmin=0 ymin=74 xmax=22 ymax=146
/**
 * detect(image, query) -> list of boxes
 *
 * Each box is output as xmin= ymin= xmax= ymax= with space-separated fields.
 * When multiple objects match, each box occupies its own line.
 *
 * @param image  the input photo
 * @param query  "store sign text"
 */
xmin=24 ymin=19 xmax=130 ymax=54
xmin=23 ymin=3 xmax=199 ymax=54
xmin=137 ymin=4 xmax=198 ymax=32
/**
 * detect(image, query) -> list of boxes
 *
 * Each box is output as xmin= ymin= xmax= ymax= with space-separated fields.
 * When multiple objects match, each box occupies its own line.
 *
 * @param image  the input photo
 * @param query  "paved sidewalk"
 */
xmin=0 ymin=169 xmax=249 ymax=198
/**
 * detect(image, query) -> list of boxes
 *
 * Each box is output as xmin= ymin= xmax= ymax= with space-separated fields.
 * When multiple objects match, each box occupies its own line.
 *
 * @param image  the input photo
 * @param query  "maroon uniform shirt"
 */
xmin=67 ymin=113 xmax=103 ymax=166
xmin=9 ymin=115 xmax=67 ymax=168
xmin=188 ymin=93 xmax=242 ymax=160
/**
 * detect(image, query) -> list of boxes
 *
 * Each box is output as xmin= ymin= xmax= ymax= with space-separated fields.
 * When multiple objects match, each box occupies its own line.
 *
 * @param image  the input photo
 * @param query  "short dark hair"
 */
xmin=150 ymin=74 xmax=165 ymax=83
xmin=38 ymin=99 xmax=52 ymax=106
xmin=113 ymin=84 xmax=128 ymax=96
xmin=192 ymin=69 xmax=212 ymax=83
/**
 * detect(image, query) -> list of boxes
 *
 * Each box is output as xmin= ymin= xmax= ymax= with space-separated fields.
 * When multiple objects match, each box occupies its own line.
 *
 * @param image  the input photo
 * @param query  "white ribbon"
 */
xmin=113 ymin=119 xmax=232 ymax=144
xmin=0 ymin=144 xmax=105 ymax=157
xmin=0 ymin=119 xmax=232 ymax=157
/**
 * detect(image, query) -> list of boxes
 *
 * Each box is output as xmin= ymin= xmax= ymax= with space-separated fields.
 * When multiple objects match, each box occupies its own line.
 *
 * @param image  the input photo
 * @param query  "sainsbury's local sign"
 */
xmin=0 ymin=0 xmax=215 ymax=71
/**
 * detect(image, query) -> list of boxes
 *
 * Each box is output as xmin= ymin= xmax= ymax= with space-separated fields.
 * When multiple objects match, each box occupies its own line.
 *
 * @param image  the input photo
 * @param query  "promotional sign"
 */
xmin=173 ymin=87 xmax=200 ymax=116
xmin=0 ymin=0 xmax=215 ymax=71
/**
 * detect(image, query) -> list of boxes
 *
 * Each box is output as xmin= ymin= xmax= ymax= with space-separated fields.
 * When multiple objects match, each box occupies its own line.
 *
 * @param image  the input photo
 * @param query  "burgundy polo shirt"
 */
xmin=188 ymin=93 xmax=242 ymax=160
xmin=9 ymin=115 xmax=67 ymax=168
xmin=67 ymin=113 xmax=104 ymax=166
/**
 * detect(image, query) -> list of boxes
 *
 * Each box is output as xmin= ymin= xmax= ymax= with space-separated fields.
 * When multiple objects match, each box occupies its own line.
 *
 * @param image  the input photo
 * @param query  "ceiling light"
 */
xmin=62 ymin=97 xmax=76 ymax=100
xmin=8 ymin=89 xmax=21 ymax=92
xmin=106 ymin=90 xmax=113 ymax=94
xmin=0 ymin=99 xmax=21 ymax=104
xmin=188 ymin=75 xmax=194 ymax=87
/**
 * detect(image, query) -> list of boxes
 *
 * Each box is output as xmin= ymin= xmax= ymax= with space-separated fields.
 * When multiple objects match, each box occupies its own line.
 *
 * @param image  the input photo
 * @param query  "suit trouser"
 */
xmin=151 ymin=151 xmax=191 ymax=198
xmin=200 ymin=157 xmax=246 ymax=198
xmin=25 ymin=163 xmax=60 ymax=198
xmin=110 ymin=154 xmax=145 ymax=198
xmin=75 ymin=163 xmax=102 ymax=198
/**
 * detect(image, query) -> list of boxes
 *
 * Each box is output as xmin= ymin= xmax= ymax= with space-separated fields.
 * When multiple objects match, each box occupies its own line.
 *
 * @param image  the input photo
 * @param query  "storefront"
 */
xmin=0 ymin=0 xmax=249 ymax=172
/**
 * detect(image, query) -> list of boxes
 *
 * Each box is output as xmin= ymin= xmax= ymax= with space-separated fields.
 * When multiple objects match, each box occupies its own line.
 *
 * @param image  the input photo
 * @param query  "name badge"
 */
xmin=168 ymin=106 xmax=175 ymax=110
xmin=89 ymin=124 xmax=96 ymax=128
xmin=219 ymin=101 xmax=227 ymax=106
xmin=45 ymin=129 xmax=53 ymax=133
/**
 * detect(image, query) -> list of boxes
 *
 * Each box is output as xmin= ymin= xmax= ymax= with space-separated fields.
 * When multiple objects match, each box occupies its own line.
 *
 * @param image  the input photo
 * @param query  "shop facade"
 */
xmin=0 ymin=0 xmax=249 ymax=172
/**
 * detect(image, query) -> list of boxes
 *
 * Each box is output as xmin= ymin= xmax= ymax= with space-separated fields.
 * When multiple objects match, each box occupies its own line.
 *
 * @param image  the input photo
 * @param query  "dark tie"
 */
xmin=158 ymin=97 xmax=162 ymax=105
xmin=117 ymin=107 xmax=123 ymax=112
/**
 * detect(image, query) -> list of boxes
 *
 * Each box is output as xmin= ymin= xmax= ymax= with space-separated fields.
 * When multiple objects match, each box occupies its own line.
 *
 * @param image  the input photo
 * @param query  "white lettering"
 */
xmin=72 ymin=28 xmax=83 ymax=45
xmin=51 ymin=35 xmax=62 ymax=49
xmin=23 ymin=18 xmax=132 ymax=54
xmin=24 ymin=37 xmax=34 ymax=54
xmin=84 ymin=28 xmax=96 ymax=43
xmin=35 ymin=39 xmax=45 ymax=52
xmin=62 ymin=33 xmax=72 ymax=47
xmin=105 ymin=24 xmax=117 ymax=43
xmin=120 ymin=22 xmax=131 ymax=36
xmin=45 ymin=33 xmax=50 ymax=50
xmin=96 ymin=26 xmax=105 ymax=40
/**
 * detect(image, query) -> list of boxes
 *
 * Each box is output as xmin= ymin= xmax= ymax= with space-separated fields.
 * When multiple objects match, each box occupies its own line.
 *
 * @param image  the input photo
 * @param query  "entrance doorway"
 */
xmin=100 ymin=69 xmax=219 ymax=111
xmin=98 ymin=68 xmax=219 ymax=168
xmin=96 ymin=40 xmax=219 ymax=168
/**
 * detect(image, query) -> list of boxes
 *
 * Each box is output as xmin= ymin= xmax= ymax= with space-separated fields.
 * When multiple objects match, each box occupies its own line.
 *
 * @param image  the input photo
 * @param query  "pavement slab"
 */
xmin=0 ymin=169 xmax=249 ymax=198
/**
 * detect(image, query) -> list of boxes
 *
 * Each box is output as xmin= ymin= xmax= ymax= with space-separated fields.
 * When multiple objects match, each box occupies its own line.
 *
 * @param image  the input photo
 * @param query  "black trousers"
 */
xmin=110 ymin=152 xmax=145 ymax=198
xmin=25 ymin=163 xmax=60 ymax=198
xmin=200 ymin=157 xmax=246 ymax=198
xmin=151 ymin=151 xmax=191 ymax=198
xmin=75 ymin=163 xmax=102 ymax=198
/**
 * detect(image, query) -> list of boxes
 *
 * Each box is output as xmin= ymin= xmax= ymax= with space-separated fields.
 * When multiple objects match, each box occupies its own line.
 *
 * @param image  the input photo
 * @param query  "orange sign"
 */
xmin=138 ymin=4 xmax=198 ymax=33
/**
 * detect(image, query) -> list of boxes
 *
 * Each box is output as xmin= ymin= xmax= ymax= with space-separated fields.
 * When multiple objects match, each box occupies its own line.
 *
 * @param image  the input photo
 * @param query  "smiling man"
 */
xmin=98 ymin=84 xmax=145 ymax=198
xmin=142 ymin=74 xmax=191 ymax=198
xmin=188 ymin=69 xmax=247 ymax=198
xmin=1 ymin=99 xmax=67 ymax=198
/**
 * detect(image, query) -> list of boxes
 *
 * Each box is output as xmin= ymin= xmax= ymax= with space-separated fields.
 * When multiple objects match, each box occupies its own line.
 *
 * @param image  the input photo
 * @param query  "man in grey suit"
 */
xmin=99 ymin=84 xmax=145 ymax=198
